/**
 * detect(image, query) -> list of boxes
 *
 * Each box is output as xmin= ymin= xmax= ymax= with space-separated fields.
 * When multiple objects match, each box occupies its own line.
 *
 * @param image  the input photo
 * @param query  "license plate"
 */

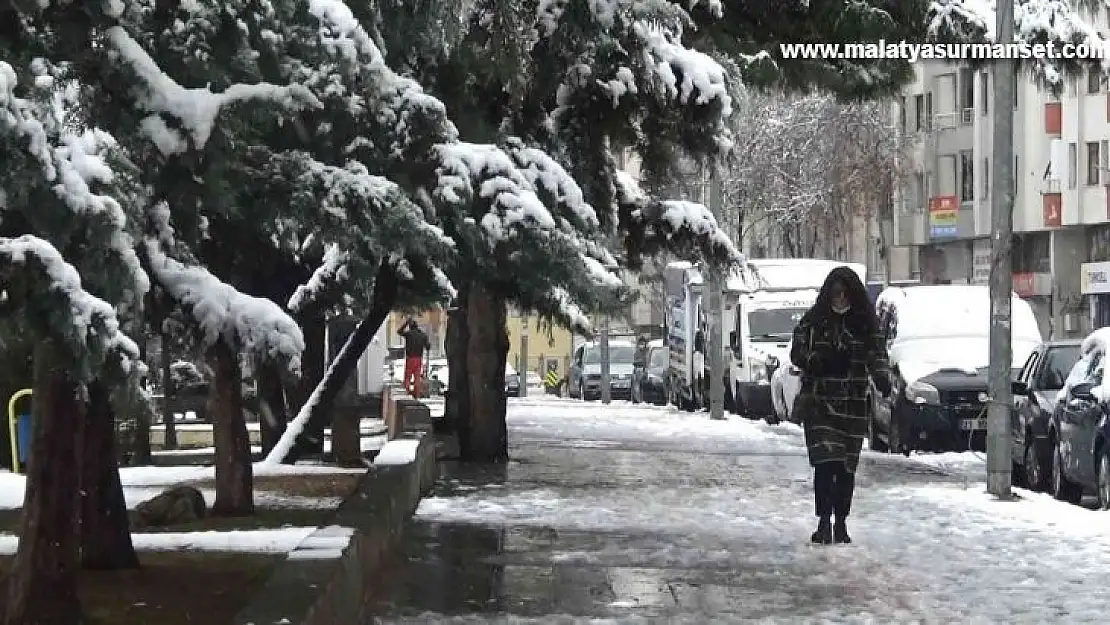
xmin=959 ymin=418 xmax=987 ymax=431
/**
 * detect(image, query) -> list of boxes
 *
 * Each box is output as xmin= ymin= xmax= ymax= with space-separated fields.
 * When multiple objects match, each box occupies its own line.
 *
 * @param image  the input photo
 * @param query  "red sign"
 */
xmin=1043 ymin=193 xmax=1062 ymax=227
xmin=929 ymin=195 xmax=958 ymax=214
xmin=1013 ymin=273 xmax=1036 ymax=298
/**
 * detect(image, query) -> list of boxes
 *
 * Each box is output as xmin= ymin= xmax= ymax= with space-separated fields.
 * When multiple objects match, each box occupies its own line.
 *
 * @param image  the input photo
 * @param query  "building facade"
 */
xmin=892 ymin=35 xmax=1110 ymax=339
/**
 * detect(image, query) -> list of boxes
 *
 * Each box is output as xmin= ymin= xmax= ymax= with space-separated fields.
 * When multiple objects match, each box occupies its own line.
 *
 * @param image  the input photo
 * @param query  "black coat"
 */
xmin=790 ymin=309 xmax=889 ymax=473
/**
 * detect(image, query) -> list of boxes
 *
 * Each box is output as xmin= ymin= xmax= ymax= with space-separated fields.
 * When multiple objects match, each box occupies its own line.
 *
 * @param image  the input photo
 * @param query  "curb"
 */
xmin=234 ymin=425 xmax=436 ymax=625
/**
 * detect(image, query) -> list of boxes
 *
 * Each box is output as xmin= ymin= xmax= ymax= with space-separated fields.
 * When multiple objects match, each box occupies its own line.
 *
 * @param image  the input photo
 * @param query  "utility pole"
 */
xmin=708 ymin=268 xmax=725 ymax=420
xmin=987 ymin=0 xmax=1015 ymax=499
xmin=519 ymin=320 xmax=529 ymax=398
xmin=707 ymin=168 xmax=726 ymax=420
xmin=600 ymin=315 xmax=612 ymax=404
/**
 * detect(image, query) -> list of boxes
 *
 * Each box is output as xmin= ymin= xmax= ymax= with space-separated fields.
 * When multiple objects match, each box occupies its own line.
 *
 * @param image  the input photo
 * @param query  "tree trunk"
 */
xmin=80 ymin=380 xmax=139 ymax=570
xmin=256 ymin=361 xmax=288 ymax=455
xmin=208 ymin=339 xmax=253 ymax=516
xmin=130 ymin=339 xmax=152 ymax=465
xmin=289 ymin=309 xmax=326 ymax=455
xmin=272 ymin=260 xmax=398 ymax=465
xmin=159 ymin=329 xmax=177 ymax=450
xmin=460 ymin=282 xmax=509 ymax=463
xmin=4 ymin=340 xmax=84 ymax=625
xmin=443 ymin=286 xmax=470 ymax=438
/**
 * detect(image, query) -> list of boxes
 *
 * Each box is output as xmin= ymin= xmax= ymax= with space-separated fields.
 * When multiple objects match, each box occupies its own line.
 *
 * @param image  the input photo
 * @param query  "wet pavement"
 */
xmin=367 ymin=400 xmax=983 ymax=624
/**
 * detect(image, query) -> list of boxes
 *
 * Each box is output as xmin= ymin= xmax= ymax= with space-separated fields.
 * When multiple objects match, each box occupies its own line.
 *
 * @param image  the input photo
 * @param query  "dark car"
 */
xmin=1045 ymin=346 xmax=1110 ymax=507
xmin=632 ymin=342 xmax=668 ymax=405
xmin=1010 ymin=340 xmax=1082 ymax=491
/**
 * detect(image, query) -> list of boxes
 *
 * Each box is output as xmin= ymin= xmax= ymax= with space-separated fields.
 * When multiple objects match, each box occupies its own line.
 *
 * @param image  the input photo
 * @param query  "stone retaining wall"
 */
xmin=233 ymin=404 xmax=436 ymax=625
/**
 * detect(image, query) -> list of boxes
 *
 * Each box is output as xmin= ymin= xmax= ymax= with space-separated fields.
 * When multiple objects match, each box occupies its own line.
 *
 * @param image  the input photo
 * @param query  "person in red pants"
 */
xmin=398 ymin=318 xmax=430 ymax=396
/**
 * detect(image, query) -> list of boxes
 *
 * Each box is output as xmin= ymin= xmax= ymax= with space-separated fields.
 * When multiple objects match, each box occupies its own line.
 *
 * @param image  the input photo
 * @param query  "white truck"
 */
xmin=663 ymin=262 xmax=706 ymax=411
xmin=727 ymin=259 xmax=866 ymax=419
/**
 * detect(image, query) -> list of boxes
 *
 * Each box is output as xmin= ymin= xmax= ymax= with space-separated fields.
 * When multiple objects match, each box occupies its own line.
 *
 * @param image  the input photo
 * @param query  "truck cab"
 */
xmin=725 ymin=259 xmax=866 ymax=419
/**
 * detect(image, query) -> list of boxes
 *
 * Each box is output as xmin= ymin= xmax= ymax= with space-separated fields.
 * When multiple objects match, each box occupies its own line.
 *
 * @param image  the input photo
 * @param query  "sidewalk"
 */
xmin=373 ymin=398 xmax=1110 ymax=623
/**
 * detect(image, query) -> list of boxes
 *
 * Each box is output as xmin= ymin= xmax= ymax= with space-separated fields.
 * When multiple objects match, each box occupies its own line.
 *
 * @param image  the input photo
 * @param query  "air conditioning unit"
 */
xmin=961 ymin=108 xmax=974 ymax=125
xmin=932 ymin=112 xmax=959 ymax=130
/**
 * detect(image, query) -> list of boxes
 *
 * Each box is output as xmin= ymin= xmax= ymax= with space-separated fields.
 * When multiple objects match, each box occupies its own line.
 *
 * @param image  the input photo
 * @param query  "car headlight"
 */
xmin=904 ymin=380 xmax=940 ymax=405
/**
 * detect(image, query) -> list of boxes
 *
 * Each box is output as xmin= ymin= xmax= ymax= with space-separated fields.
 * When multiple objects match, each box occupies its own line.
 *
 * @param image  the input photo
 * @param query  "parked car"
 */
xmin=632 ymin=340 xmax=668 ymax=405
xmin=568 ymin=340 xmax=636 ymax=401
xmin=870 ymin=285 xmax=1042 ymax=455
xmin=427 ymin=358 xmax=449 ymax=395
xmin=1010 ymin=340 xmax=1082 ymax=491
xmin=505 ymin=368 xmax=543 ymax=397
xmin=770 ymin=341 xmax=802 ymax=423
xmin=1046 ymin=328 xmax=1110 ymax=507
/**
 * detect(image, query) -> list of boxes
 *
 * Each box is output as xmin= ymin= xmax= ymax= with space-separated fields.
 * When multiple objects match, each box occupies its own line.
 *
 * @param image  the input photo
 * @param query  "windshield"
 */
xmin=584 ymin=345 xmax=635 ymax=364
xmin=748 ymin=307 xmax=806 ymax=341
xmin=649 ymin=347 xmax=668 ymax=369
xmin=1040 ymin=345 xmax=1082 ymax=390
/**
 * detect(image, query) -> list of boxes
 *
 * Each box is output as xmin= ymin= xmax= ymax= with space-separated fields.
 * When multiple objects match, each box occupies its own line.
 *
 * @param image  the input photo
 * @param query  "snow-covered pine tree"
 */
xmin=0 ymin=56 xmax=147 ymax=624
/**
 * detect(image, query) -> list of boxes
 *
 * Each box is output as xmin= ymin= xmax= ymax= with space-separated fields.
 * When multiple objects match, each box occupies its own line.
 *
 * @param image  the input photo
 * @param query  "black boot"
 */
xmin=833 ymin=519 xmax=851 ymax=544
xmin=811 ymin=516 xmax=832 ymax=544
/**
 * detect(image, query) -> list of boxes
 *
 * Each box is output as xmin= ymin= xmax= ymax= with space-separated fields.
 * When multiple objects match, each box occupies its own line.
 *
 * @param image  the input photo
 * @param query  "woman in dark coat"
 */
xmin=790 ymin=266 xmax=892 ymax=544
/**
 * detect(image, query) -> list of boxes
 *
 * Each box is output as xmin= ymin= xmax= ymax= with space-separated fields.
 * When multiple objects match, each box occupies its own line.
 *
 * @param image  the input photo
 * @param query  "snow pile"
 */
xmin=106 ymin=27 xmax=321 ymax=153
xmin=0 ymin=528 xmax=323 ymax=555
xmin=373 ymin=438 xmax=422 ymax=466
xmin=286 ymin=524 xmax=354 ymax=560
xmin=1063 ymin=326 xmax=1110 ymax=402
xmin=0 ymin=235 xmax=139 ymax=371
xmin=144 ymin=239 xmax=304 ymax=371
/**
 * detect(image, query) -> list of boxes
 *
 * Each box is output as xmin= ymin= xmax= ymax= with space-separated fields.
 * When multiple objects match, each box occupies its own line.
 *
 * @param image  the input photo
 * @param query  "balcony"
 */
xmin=1045 ymin=102 xmax=1062 ymax=136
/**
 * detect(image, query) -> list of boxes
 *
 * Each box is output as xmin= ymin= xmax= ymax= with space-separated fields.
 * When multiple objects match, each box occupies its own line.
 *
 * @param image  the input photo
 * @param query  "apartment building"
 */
xmin=892 ymin=53 xmax=1110 ymax=340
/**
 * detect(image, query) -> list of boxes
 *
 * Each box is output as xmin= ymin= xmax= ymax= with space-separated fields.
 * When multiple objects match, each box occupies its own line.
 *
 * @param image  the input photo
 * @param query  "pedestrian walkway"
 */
xmin=372 ymin=398 xmax=1110 ymax=623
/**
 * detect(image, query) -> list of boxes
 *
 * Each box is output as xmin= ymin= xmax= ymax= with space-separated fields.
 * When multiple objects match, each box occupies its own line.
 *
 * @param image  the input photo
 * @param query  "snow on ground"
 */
xmin=0 ymin=527 xmax=325 ymax=554
xmin=374 ymin=438 xmax=422 ymax=466
xmin=0 ymin=461 xmax=365 ymax=509
xmin=412 ymin=396 xmax=1110 ymax=622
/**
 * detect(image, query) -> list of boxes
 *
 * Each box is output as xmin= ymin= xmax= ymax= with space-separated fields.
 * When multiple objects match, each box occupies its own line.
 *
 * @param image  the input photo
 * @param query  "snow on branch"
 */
xmin=0 ymin=235 xmax=139 ymax=373
xmin=548 ymin=287 xmax=593 ymax=335
xmin=105 ymin=26 xmax=322 ymax=154
xmin=0 ymin=61 xmax=149 ymax=301
xmin=928 ymin=0 xmax=1110 ymax=87
xmin=616 ymin=170 xmax=741 ymax=266
xmin=288 ymin=243 xmax=348 ymax=312
xmin=633 ymin=21 xmax=732 ymax=117
xmin=144 ymin=238 xmax=304 ymax=372
xmin=504 ymin=137 xmax=600 ymax=230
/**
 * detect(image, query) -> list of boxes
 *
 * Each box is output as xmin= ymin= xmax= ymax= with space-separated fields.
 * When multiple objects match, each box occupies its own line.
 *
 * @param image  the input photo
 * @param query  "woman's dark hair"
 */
xmin=809 ymin=266 xmax=878 ymax=335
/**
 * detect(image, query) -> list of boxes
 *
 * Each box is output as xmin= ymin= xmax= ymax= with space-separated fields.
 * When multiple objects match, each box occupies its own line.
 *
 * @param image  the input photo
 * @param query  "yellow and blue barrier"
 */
xmin=7 ymin=389 xmax=32 ymax=474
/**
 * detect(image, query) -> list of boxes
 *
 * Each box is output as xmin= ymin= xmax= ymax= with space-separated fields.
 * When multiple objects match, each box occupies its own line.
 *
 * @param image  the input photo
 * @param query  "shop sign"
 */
xmin=929 ymin=195 xmax=958 ymax=238
xmin=1081 ymin=262 xmax=1110 ymax=295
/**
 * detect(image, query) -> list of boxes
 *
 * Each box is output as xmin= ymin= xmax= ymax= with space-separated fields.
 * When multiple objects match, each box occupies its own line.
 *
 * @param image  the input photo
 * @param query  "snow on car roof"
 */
xmin=877 ymin=284 xmax=1041 ymax=342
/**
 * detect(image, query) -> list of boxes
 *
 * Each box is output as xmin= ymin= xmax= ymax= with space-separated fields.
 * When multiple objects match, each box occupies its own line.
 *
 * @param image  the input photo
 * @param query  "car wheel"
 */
xmin=868 ymin=404 xmax=889 ymax=453
xmin=1098 ymin=448 xmax=1110 ymax=511
xmin=1051 ymin=439 xmax=1083 ymax=505
xmin=1023 ymin=436 xmax=1049 ymax=492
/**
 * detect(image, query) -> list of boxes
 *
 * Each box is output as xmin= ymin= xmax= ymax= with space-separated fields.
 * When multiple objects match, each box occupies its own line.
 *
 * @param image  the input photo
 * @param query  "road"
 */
xmin=370 ymin=398 xmax=1110 ymax=623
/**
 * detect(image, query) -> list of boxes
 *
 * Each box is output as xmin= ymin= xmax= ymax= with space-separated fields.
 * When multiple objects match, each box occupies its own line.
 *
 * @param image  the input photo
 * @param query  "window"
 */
xmin=959 ymin=68 xmax=975 ymax=117
xmin=1090 ymin=67 xmax=1103 ymax=94
xmin=914 ymin=171 xmax=925 ymax=209
xmin=1088 ymin=141 xmax=1101 ymax=185
xmin=982 ymin=158 xmax=990 ymax=197
xmin=1018 ymin=352 xmax=1040 ymax=386
xmin=980 ymin=72 xmax=989 ymax=115
xmin=1015 ymin=155 xmax=1019 ymax=193
xmin=1039 ymin=345 xmax=1081 ymax=390
xmin=925 ymin=92 xmax=934 ymax=131
xmin=900 ymin=96 xmax=907 ymax=134
xmin=1103 ymin=141 xmax=1109 ymax=182
xmin=1069 ymin=142 xmax=1078 ymax=189
xmin=960 ymin=151 xmax=974 ymax=201
xmin=914 ymin=94 xmax=924 ymax=131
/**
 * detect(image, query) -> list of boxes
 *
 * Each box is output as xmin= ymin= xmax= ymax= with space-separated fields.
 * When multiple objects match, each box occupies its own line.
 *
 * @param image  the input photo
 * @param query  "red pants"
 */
xmin=403 ymin=356 xmax=423 ymax=394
